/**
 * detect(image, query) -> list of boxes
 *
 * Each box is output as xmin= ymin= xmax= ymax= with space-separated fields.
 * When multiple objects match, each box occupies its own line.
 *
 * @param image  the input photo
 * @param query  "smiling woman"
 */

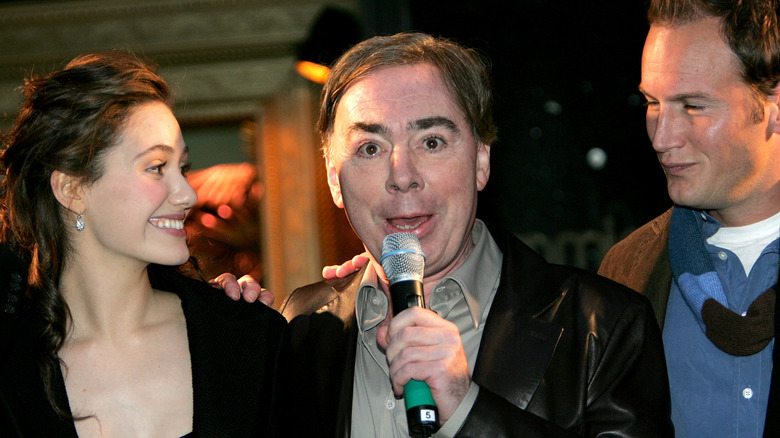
xmin=0 ymin=51 xmax=287 ymax=437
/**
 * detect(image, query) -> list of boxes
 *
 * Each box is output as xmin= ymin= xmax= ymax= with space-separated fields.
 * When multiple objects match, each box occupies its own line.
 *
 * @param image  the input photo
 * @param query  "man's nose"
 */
xmin=648 ymin=107 xmax=685 ymax=153
xmin=386 ymin=146 xmax=423 ymax=193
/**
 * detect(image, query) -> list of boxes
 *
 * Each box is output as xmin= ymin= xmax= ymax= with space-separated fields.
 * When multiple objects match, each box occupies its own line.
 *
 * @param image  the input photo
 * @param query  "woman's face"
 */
xmin=77 ymin=101 xmax=197 ymax=268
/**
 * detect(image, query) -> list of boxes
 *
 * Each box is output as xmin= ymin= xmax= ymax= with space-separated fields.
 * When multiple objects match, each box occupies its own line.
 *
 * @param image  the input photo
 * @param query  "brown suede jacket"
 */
xmin=598 ymin=208 xmax=673 ymax=329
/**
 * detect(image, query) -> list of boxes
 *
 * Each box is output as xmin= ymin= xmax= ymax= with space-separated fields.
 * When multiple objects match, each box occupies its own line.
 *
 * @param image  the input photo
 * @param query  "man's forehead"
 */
xmin=338 ymin=67 xmax=462 ymax=117
xmin=641 ymin=20 xmax=743 ymax=93
xmin=346 ymin=65 xmax=449 ymax=99
xmin=644 ymin=20 xmax=728 ymax=66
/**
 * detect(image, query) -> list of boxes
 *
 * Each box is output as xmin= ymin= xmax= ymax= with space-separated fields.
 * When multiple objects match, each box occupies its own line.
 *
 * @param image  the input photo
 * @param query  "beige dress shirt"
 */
xmin=351 ymin=220 xmax=503 ymax=437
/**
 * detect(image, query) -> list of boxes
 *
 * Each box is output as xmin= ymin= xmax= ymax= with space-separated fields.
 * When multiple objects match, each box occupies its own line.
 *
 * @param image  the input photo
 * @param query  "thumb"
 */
xmin=376 ymin=324 xmax=390 ymax=351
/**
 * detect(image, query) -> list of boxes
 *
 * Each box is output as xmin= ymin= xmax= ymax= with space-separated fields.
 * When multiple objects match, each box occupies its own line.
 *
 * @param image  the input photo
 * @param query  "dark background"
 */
xmin=0 ymin=0 xmax=673 ymax=274
xmin=350 ymin=0 xmax=671 ymax=242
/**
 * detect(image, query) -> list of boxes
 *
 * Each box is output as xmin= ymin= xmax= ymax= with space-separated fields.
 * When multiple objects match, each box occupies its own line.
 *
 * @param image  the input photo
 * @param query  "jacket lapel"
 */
xmin=336 ymin=314 xmax=359 ymax=438
xmin=642 ymin=209 xmax=673 ymax=329
xmin=473 ymin=230 xmax=564 ymax=409
xmin=283 ymin=269 xmax=363 ymax=438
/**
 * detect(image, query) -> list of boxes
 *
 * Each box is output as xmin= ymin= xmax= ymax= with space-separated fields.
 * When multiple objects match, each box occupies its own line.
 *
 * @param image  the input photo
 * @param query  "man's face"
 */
xmin=641 ymin=17 xmax=780 ymax=226
xmin=325 ymin=64 xmax=490 ymax=286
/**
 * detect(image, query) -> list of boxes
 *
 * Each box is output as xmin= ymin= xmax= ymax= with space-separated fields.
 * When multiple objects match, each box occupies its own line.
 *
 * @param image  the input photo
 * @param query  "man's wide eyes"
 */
xmin=424 ymin=137 xmax=445 ymax=150
xmin=355 ymin=137 xmax=445 ymax=156
xmin=359 ymin=143 xmax=380 ymax=156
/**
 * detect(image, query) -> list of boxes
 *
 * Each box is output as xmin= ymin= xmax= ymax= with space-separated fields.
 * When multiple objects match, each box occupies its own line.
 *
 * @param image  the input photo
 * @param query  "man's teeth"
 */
xmin=394 ymin=220 xmax=423 ymax=230
xmin=150 ymin=218 xmax=185 ymax=230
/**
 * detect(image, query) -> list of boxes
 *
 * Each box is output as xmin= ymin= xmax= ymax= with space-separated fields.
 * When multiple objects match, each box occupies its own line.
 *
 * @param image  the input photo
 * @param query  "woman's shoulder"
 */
xmin=147 ymin=264 xmax=285 ymax=327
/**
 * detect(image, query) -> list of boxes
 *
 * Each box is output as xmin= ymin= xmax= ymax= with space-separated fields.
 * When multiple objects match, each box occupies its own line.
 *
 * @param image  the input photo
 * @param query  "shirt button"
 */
xmin=386 ymin=398 xmax=396 ymax=410
xmin=743 ymin=388 xmax=753 ymax=399
xmin=741 ymin=311 xmax=748 ymax=317
xmin=718 ymin=251 xmax=728 ymax=260
xmin=700 ymin=213 xmax=708 ymax=220
xmin=372 ymin=296 xmax=380 ymax=305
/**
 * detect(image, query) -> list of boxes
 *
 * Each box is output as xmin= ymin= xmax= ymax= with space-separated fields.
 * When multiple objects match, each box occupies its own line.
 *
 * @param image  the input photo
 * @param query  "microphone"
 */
xmin=380 ymin=232 xmax=440 ymax=438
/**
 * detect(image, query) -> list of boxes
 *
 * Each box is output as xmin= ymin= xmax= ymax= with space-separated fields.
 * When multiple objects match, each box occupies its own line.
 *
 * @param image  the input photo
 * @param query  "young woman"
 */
xmin=0 ymin=51 xmax=287 ymax=437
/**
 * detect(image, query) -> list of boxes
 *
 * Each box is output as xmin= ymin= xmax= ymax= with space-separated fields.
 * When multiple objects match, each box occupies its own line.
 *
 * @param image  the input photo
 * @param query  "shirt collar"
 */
xmin=355 ymin=266 xmax=387 ymax=333
xmin=695 ymin=209 xmax=722 ymax=239
xmin=355 ymin=219 xmax=503 ymax=332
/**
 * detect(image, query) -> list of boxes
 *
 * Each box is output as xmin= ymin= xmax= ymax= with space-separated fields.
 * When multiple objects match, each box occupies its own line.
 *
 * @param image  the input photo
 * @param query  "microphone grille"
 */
xmin=380 ymin=232 xmax=425 ymax=284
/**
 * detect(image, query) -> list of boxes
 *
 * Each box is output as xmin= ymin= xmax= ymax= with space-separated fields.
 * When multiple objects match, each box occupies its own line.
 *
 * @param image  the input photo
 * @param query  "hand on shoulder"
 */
xmin=211 ymin=273 xmax=275 ymax=307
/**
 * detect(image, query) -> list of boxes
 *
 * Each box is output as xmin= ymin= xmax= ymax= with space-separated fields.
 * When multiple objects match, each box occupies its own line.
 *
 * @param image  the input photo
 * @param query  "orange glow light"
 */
xmin=200 ymin=213 xmax=217 ymax=228
xmin=217 ymin=204 xmax=233 ymax=219
xmin=295 ymin=60 xmax=330 ymax=84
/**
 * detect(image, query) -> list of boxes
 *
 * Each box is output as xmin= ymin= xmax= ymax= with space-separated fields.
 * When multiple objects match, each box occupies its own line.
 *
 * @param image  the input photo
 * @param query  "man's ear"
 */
xmin=770 ymin=83 xmax=780 ymax=136
xmin=50 ymin=170 xmax=86 ymax=213
xmin=325 ymin=156 xmax=344 ymax=209
xmin=476 ymin=142 xmax=491 ymax=191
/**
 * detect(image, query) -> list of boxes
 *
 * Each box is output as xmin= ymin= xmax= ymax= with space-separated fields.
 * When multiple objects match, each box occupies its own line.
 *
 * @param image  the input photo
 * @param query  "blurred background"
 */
xmin=0 ymin=0 xmax=670 ymax=306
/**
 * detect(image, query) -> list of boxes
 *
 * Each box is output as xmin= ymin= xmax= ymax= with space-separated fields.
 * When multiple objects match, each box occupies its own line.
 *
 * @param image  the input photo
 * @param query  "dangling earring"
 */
xmin=75 ymin=214 xmax=85 ymax=231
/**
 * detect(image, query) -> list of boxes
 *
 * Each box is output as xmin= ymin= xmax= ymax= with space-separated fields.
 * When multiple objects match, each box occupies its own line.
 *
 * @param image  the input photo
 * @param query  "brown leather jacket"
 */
xmin=282 ymin=226 xmax=674 ymax=437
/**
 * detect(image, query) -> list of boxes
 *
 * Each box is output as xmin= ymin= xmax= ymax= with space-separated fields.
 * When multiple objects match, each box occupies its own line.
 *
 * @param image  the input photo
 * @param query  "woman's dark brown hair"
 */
xmin=0 ymin=50 xmax=172 ymax=415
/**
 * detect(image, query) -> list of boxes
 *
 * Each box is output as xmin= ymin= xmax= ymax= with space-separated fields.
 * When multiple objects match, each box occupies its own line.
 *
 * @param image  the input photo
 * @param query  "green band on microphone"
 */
xmin=404 ymin=379 xmax=435 ymax=407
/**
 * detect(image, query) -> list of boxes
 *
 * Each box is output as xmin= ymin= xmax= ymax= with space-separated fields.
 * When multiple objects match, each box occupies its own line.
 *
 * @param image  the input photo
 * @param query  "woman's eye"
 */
xmin=147 ymin=162 xmax=166 ymax=174
xmin=180 ymin=162 xmax=192 ymax=176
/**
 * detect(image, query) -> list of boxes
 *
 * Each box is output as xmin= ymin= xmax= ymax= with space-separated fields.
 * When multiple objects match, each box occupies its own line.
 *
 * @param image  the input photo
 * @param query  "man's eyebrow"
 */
xmin=638 ymin=85 xmax=711 ymax=101
xmin=349 ymin=122 xmax=388 ymax=136
xmin=409 ymin=116 xmax=460 ymax=133
xmin=346 ymin=117 xmax=460 ymax=137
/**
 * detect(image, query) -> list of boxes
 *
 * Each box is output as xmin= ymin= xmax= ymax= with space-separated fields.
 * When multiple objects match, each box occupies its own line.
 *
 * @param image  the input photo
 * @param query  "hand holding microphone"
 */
xmin=379 ymin=233 xmax=471 ymax=437
xmin=381 ymin=232 xmax=440 ymax=437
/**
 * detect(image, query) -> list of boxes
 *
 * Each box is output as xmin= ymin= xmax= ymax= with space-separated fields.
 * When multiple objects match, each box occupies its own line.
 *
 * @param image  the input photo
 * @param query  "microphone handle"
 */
xmin=390 ymin=280 xmax=441 ymax=438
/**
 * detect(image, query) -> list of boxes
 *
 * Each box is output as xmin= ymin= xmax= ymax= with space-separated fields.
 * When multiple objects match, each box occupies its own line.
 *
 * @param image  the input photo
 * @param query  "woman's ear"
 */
xmin=50 ymin=170 xmax=86 ymax=213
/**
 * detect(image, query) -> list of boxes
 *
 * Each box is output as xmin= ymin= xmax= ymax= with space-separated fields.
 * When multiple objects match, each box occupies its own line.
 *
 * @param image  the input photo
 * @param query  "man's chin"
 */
xmin=667 ymin=184 xmax=698 ymax=207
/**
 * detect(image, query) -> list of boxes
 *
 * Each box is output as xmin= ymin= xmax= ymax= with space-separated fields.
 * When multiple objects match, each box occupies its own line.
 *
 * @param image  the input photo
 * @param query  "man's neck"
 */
xmin=707 ymin=186 xmax=780 ymax=227
xmin=709 ymin=204 xmax=780 ymax=227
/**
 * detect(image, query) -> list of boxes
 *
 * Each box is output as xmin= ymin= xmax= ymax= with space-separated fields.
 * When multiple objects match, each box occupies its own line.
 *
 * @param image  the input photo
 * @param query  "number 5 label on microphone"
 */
xmin=420 ymin=409 xmax=435 ymax=422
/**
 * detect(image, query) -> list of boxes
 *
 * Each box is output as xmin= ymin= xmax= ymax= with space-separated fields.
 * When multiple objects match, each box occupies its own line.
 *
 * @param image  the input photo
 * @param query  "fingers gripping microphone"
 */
xmin=381 ymin=233 xmax=440 ymax=438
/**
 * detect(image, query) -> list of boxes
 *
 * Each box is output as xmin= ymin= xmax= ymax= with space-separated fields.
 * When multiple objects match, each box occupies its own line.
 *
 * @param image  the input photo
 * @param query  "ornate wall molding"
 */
xmin=0 ymin=0 xmax=361 ymax=300
xmin=0 ymin=0 xmax=357 ymax=123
